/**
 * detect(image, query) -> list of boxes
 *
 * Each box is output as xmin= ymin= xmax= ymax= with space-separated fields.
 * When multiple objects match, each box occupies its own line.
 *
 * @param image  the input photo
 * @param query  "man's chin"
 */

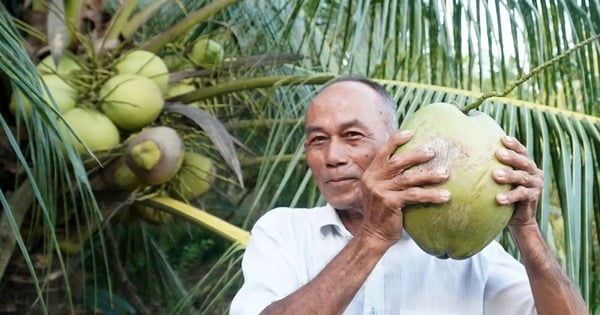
xmin=326 ymin=198 xmax=362 ymax=211
xmin=321 ymin=187 xmax=362 ymax=210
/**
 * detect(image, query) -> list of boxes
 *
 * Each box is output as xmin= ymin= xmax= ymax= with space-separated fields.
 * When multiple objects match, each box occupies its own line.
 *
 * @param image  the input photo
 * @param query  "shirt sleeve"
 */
xmin=229 ymin=209 xmax=302 ymax=315
xmin=482 ymin=241 xmax=537 ymax=315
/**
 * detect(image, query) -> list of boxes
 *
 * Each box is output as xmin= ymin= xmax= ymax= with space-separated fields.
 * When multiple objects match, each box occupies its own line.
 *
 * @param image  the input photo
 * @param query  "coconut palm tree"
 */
xmin=211 ymin=0 xmax=600 ymax=313
xmin=0 ymin=0 xmax=599 ymax=314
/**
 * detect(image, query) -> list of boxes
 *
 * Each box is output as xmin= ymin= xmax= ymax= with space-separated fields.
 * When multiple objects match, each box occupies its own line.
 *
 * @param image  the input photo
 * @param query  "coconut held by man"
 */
xmin=395 ymin=102 xmax=513 ymax=260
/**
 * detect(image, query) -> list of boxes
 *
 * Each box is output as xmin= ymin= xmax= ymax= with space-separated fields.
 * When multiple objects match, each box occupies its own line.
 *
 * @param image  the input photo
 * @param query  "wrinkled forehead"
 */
xmin=305 ymin=81 xmax=391 ymax=131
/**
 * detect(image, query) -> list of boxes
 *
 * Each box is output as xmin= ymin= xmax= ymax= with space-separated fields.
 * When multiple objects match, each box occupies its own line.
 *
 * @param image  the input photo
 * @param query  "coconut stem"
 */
xmin=169 ymin=74 xmax=334 ymax=103
xmin=462 ymin=33 xmax=600 ymax=113
xmin=103 ymin=0 xmax=140 ymax=41
xmin=225 ymin=118 xmax=302 ymax=129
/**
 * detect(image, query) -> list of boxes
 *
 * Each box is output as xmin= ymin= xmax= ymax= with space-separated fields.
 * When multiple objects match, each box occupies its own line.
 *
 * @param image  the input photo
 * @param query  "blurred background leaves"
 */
xmin=0 ymin=0 xmax=599 ymax=314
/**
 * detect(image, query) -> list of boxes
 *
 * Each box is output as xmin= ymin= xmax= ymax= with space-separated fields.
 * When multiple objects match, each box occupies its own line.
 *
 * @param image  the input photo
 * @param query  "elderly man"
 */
xmin=230 ymin=76 xmax=586 ymax=314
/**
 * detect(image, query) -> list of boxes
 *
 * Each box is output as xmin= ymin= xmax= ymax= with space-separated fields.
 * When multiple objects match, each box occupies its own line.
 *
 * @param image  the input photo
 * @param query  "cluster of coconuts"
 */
xmin=9 ymin=50 xmax=169 ymax=153
xmin=8 ymin=39 xmax=225 ymax=224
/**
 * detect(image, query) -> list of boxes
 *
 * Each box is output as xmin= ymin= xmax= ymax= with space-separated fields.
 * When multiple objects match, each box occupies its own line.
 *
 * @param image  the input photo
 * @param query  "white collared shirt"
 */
xmin=230 ymin=205 xmax=536 ymax=315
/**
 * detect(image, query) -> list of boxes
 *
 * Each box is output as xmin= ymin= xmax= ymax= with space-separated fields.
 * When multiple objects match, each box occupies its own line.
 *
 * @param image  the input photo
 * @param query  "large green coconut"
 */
xmin=37 ymin=54 xmax=81 ymax=76
xmin=169 ymin=152 xmax=214 ymax=201
xmin=99 ymin=73 xmax=164 ymax=131
xmin=60 ymin=107 xmax=120 ymax=154
xmin=395 ymin=102 xmax=513 ymax=259
xmin=10 ymin=74 xmax=77 ymax=117
xmin=189 ymin=38 xmax=224 ymax=68
xmin=114 ymin=50 xmax=169 ymax=94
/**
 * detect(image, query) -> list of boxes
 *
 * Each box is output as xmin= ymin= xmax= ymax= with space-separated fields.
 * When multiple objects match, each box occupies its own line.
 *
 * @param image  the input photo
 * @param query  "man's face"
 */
xmin=304 ymin=81 xmax=392 ymax=211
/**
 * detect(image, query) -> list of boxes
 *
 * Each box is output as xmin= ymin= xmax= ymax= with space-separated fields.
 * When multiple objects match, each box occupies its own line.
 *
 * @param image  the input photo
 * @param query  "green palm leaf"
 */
xmin=2 ymin=0 xmax=600 ymax=313
xmin=228 ymin=79 xmax=600 ymax=312
xmin=0 ymin=5 xmax=108 ymax=314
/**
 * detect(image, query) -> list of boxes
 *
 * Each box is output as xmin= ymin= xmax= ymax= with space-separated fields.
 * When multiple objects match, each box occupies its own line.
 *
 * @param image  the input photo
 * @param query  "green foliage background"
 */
xmin=0 ymin=0 xmax=599 ymax=314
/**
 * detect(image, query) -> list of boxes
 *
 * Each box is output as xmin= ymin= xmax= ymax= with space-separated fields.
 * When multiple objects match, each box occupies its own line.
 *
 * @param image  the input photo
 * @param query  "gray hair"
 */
xmin=316 ymin=75 xmax=398 ymax=131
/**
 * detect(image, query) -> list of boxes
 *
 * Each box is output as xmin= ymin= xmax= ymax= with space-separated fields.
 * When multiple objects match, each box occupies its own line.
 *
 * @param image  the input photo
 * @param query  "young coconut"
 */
xmin=10 ymin=74 xmax=77 ymax=117
xmin=99 ymin=73 xmax=164 ymax=131
xmin=166 ymin=82 xmax=203 ymax=107
xmin=37 ymin=54 xmax=81 ymax=76
xmin=394 ymin=102 xmax=512 ymax=260
xmin=114 ymin=50 xmax=169 ymax=94
xmin=124 ymin=126 xmax=184 ymax=186
xmin=189 ymin=38 xmax=224 ymax=68
xmin=60 ymin=107 xmax=120 ymax=154
xmin=169 ymin=152 xmax=214 ymax=201
xmin=100 ymin=157 xmax=143 ymax=191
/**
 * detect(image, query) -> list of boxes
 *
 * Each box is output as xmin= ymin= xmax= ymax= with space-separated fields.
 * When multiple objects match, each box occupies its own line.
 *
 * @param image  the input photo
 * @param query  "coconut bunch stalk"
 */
xmin=117 ymin=191 xmax=174 ymax=226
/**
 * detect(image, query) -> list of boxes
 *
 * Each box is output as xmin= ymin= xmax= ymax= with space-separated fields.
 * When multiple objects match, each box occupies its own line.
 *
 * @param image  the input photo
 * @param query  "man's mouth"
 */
xmin=325 ymin=176 xmax=357 ymax=184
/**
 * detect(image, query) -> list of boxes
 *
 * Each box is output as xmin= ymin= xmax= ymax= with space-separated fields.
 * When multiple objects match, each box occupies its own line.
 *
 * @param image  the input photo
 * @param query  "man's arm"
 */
xmin=511 ymin=224 xmax=587 ymax=315
xmin=494 ymin=136 xmax=587 ymax=315
xmin=261 ymin=131 xmax=451 ymax=314
xmin=260 ymin=233 xmax=388 ymax=314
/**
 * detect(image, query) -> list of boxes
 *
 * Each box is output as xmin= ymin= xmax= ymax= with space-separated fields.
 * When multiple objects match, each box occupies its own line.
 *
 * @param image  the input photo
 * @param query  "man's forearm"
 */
xmin=511 ymin=224 xmax=587 ymax=315
xmin=260 ymin=234 xmax=389 ymax=315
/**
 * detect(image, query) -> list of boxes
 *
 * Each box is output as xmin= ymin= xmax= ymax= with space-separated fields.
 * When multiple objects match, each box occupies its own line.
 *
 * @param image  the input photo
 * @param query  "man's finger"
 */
xmin=379 ymin=130 xmax=414 ymax=160
xmin=501 ymin=136 xmax=528 ymax=156
xmin=493 ymin=168 xmax=543 ymax=188
xmin=496 ymin=148 xmax=538 ymax=173
xmin=389 ymin=165 xmax=449 ymax=189
xmin=392 ymin=187 xmax=452 ymax=207
xmin=496 ymin=186 xmax=531 ymax=205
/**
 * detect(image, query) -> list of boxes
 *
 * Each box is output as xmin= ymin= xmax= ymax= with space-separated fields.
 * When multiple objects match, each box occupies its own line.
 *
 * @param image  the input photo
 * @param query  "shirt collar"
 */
xmin=316 ymin=204 xmax=411 ymax=241
xmin=317 ymin=204 xmax=353 ymax=240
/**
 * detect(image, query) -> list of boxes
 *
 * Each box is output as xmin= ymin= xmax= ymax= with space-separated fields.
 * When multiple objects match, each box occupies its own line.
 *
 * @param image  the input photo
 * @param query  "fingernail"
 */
xmin=497 ymin=193 xmax=508 ymax=203
xmin=440 ymin=190 xmax=451 ymax=200
xmin=497 ymin=149 xmax=509 ymax=158
xmin=436 ymin=167 xmax=448 ymax=176
xmin=494 ymin=169 xmax=505 ymax=179
xmin=399 ymin=130 xmax=414 ymax=137
xmin=503 ymin=135 xmax=515 ymax=142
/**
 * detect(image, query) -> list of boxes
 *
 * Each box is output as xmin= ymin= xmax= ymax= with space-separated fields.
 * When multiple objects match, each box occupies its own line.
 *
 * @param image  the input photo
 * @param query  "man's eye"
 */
xmin=345 ymin=131 xmax=363 ymax=139
xmin=309 ymin=136 xmax=327 ymax=144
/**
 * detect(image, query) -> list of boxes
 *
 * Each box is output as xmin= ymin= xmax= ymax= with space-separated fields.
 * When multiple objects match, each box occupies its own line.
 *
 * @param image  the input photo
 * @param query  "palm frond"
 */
xmin=249 ymin=0 xmax=599 ymax=112
xmin=0 ymin=5 xmax=107 ymax=313
xmin=3 ymin=0 xmax=600 ymax=313
xmin=228 ymin=79 xmax=600 ymax=311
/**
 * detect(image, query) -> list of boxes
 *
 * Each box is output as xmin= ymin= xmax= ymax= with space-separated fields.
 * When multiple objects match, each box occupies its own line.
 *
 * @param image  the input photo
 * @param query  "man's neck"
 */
xmin=336 ymin=208 xmax=364 ymax=236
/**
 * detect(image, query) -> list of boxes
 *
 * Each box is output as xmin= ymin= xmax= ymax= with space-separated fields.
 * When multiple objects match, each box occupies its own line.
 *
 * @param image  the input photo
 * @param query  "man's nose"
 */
xmin=324 ymin=138 xmax=348 ymax=167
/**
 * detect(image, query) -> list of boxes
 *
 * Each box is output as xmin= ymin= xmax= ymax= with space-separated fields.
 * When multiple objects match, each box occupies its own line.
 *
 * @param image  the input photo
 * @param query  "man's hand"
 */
xmin=359 ymin=130 xmax=451 ymax=248
xmin=492 ymin=136 xmax=544 ymax=228
xmin=492 ymin=136 xmax=588 ymax=315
